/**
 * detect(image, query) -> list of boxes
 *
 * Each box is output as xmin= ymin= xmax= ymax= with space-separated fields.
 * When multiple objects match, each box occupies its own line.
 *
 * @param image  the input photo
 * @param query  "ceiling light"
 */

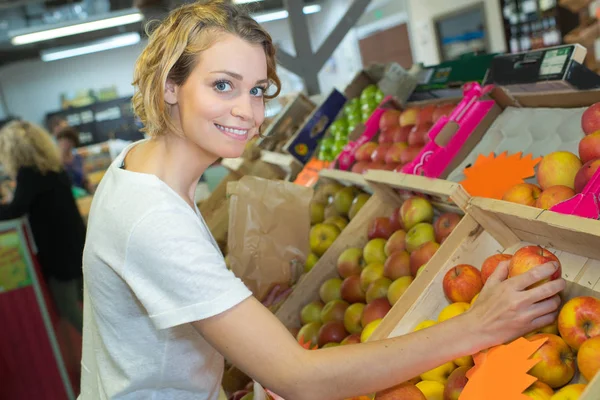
xmin=253 ymin=4 xmax=322 ymax=23
xmin=40 ymin=32 xmax=141 ymax=62
xmin=10 ymin=9 xmax=142 ymax=46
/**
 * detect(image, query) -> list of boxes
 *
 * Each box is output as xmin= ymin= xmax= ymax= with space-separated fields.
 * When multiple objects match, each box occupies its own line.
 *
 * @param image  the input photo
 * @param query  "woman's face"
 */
xmin=57 ymin=138 xmax=72 ymax=158
xmin=166 ymin=32 xmax=269 ymax=159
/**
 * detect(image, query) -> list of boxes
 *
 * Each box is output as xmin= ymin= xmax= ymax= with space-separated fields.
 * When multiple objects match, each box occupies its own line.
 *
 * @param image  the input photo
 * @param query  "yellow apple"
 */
xmin=453 ymin=355 xmax=474 ymax=368
xmin=438 ymin=302 xmax=470 ymax=322
xmin=524 ymin=381 xmax=554 ymax=400
xmin=550 ymin=384 xmax=587 ymax=400
xmin=577 ymin=336 xmax=600 ymax=382
xmin=420 ymin=361 xmax=456 ymax=384
xmin=413 ymin=320 xmax=437 ymax=332
xmin=416 ymin=380 xmax=444 ymax=400
xmin=309 ymin=223 xmax=341 ymax=256
xmin=360 ymin=318 xmax=382 ymax=343
xmin=528 ymin=334 xmax=576 ymax=388
xmin=387 ymin=276 xmax=414 ymax=305
xmin=470 ymin=293 xmax=479 ymax=305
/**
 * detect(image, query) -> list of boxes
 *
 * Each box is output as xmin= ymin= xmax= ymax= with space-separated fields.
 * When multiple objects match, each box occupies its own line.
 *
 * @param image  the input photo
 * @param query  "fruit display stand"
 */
xmin=369 ymin=197 xmax=600 ymax=398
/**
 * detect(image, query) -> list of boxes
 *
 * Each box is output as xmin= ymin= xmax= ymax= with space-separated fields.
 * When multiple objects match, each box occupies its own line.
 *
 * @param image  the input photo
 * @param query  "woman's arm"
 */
xmin=194 ymin=261 xmax=564 ymax=400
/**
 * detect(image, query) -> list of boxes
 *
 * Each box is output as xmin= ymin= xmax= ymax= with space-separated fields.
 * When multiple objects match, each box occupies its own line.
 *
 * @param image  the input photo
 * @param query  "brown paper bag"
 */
xmin=226 ymin=176 xmax=312 ymax=303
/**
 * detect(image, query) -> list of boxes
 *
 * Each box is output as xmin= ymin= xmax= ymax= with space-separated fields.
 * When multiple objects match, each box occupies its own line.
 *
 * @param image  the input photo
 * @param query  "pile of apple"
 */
xmin=350 ymin=102 xmax=456 ymax=174
xmin=393 ymin=245 xmax=600 ymax=400
xmin=503 ymin=102 xmax=600 ymax=210
xmin=297 ymin=195 xmax=462 ymax=350
xmin=307 ymin=182 xmax=371 ymax=272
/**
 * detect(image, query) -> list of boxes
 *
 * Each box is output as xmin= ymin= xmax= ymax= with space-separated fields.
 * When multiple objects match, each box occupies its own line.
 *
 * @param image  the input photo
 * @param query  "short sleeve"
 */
xmin=124 ymin=207 xmax=252 ymax=330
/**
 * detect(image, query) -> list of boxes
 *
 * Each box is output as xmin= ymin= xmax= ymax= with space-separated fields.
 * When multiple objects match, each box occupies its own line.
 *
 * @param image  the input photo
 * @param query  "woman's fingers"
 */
xmin=523 ymin=278 xmax=566 ymax=305
xmin=484 ymin=259 xmax=511 ymax=286
xmin=524 ymin=294 xmax=562 ymax=321
xmin=507 ymin=262 xmax=560 ymax=291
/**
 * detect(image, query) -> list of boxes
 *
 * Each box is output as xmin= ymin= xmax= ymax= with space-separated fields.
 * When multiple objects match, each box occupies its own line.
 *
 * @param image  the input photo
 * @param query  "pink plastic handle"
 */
xmin=550 ymin=167 xmax=600 ymax=219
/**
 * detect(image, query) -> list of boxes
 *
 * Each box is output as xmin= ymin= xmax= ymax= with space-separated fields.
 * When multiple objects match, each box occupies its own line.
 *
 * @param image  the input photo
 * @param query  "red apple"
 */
xmin=443 ymin=366 xmax=470 ymax=400
xmin=378 ymin=129 xmax=395 ymax=144
xmin=337 ymin=248 xmax=363 ymax=278
xmin=389 ymin=207 xmax=404 ymax=231
xmin=393 ymin=164 xmax=405 ymax=172
xmin=381 ymin=163 xmax=398 ymax=171
xmin=385 ymin=229 xmax=407 ymax=256
xmin=481 ymin=253 xmax=512 ymax=285
xmin=351 ymin=161 xmax=370 ymax=174
xmin=574 ymin=159 xmax=600 ymax=193
xmin=581 ymin=102 xmax=600 ymax=135
xmin=367 ymin=162 xmax=386 ymax=171
xmin=502 ymin=183 xmax=542 ymax=207
xmin=383 ymin=251 xmax=411 ymax=280
xmin=368 ymin=217 xmax=394 ymax=240
xmin=340 ymin=275 xmax=366 ymax=303
xmin=371 ymin=144 xmax=392 ymax=164
xmin=379 ymin=109 xmax=402 ymax=131
xmin=416 ymin=104 xmax=437 ymax=126
xmin=385 ymin=142 xmax=408 ymax=164
xmin=579 ymin=131 xmax=600 ymax=163
xmin=361 ymin=297 xmax=391 ymax=327
xmin=409 ymin=241 xmax=440 ymax=276
xmin=433 ymin=103 xmax=455 ymax=123
xmin=318 ymin=321 xmax=348 ymax=347
xmin=558 ymin=296 xmax=600 ymax=351
xmin=536 ymin=185 xmax=575 ymax=210
xmin=577 ymin=336 xmax=600 ymax=381
xmin=400 ymin=146 xmax=422 ymax=164
xmin=399 ymin=107 xmax=420 ymax=127
xmin=433 ymin=213 xmax=461 ymax=243
xmin=508 ymin=245 xmax=561 ymax=289
xmin=320 ymin=299 xmax=349 ymax=324
xmin=340 ymin=332 xmax=362 ymax=345
xmin=443 ymin=264 xmax=483 ymax=303
xmin=393 ymin=125 xmax=412 ymax=143
xmin=528 ymin=333 xmax=576 ymax=388
xmin=355 ymin=142 xmax=378 ymax=162
xmin=375 ymin=382 xmax=426 ymax=400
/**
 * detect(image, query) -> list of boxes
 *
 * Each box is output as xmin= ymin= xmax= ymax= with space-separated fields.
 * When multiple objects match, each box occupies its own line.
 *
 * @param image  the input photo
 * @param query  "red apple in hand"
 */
xmin=481 ymin=253 xmax=512 ymax=285
xmin=508 ymin=246 xmax=561 ymax=289
xmin=581 ymin=102 xmax=600 ymax=135
xmin=443 ymin=264 xmax=483 ymax=303
xmin=368 ymin=217 xmax=394 ymax=240
xmin=355 ymin=142 xmax=378 ymax=162
xmin=433 ymin=213 xmax=461 ymax=243
xmin=558 ymin=296 xmax=600 ymax=351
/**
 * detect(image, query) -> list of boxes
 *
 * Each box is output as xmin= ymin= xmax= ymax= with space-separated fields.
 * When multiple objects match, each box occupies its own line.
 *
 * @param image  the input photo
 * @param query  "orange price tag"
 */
xmin=294 ymin=158 xmax=330 ymax=187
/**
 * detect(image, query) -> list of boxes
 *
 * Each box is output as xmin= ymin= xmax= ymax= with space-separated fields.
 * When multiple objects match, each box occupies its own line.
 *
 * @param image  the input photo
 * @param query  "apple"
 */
xmin=378 ymin=129 xmax=395 ymax=144
xmin=577 ymin=336 xmax=600 ymax=381
xmin=416 ymin=104 xmax=437 ymax=126
xmin=416 ymin=265 xmax=426 ymax=277
xmin=415 ymin=381 xmax=444 ymax=400
xmin=508 ymin=245 xmax=561 ymax=289
xmin=341 ymin=275 xmax=366 ymax=303
xmin=574 ymin=159 xmax=600 ymax=193
xmin=318 ymin=321 xmax=348 ymax=347
xmin=443 ymin=264 xmax=483 ymax=303
xmin=375 ymin=382 xmax=426 ymax=400
xmin=337 ymin=248 xmax=363 ymax=278
xmin=432 ymin=104 xmax=455 ymax=123
xmin=408 ymin=125 xmax=426 ymax=147
xmin=343 ymin=302 xmax=366 ymax=334
xmin=305 ymin=252 xmax=319 ymax=273
xmin=341 ymin=333 xmax=362 ymax=345
xmin=443 ymin=366 xmax=470 ymax=400
xmin=502 ymin=183 xmax=542 ymax=207
xmin=579 ymin=131 xmax=600 ymax=163
xmin=420 ymin=361 xmax=456 ymax=385
xmin=393 ymin=164 xmax=405 ymax=173
xmin=537 ymin=151 xmax=582 ymax=190
xmin=383 ymin=250 xmax=411 ymax=280
xmin=349 ymin=193 xmax=370 ymax=220
xmin=550 ymin=384 xmax=587 ymax=400
xmin=361 ymin=318 xmax=383 ymax=343
xmin=310 ymin=223 xmax=341 ymax=256
xmin=413 ymin=320 xmax=437 ymax=332
xmin=387 ymin=276 xmax=413 ymax=305
xmin=454 ymin=355 xmax=473 ymax=368
xmin=231 ymin=390 xmax=250 ymax=400
xmin=379 ymin=109 xmax=402 ymax=131
xmin=355 ymin=142 xmax=379 ymax=162
xmin=536 ymin=185 xmax=575 ymax=209
xmin=401 ymin=196 xmax=434 ymax=230
xmin=410 ymin=241 xmax=440 ymax=276
xmin=528 ymin=333 xmax=575 ymax=388
xmin=581 ymin=102 xmax=600 ymax=134
xmin=319 ymin=277 xmax=343 ymax=303
xmin=385 ymin=229 xmax=407 ymax=256
xmin=385 ymin=142 xmax=409 ymax=164
xmin=400 ymin=107 xmax=420 ymax=127
xmin=362 ymin=297 xmax=391 ymax=327
xmin=372 ymin=143 xmax=393 ymax=164
xmin=360 ymin=262 xmax=385 ymax=292
xmin=297 ymin=321 xmax=322 ymax=347
xmin=366 ymin=277 xmax=392 ymax=303
xmin=310 ymin=201 xmax=325 ymax=225
xmin=393 ymin=125 xmax=412 ymax=143
xmin=405 ymin=223 xmax=435 ymax=253
xmin=363 ymin=238 xmax=388 ymax=264
xmin=351 ymin=161 xmax=371 ymax=174
xmin=389 ymin=207 xmax=404 ymax=231
xmin=324 ymin=215 xmax=348 ymax=231
xmin=368 ymin=217 xmax=394 ymax=240
xmin=438 ymin=302 xmax=470 ymax=322
xmin=481 ymin=253 xmax=512 ymax=284
xmin=300 ymin=300 xmax=324 ymax=324
xmin=334 ymin=187 xmax=358 ymax=215
xmin=558 ymin=296 xmax=600 ymax=351
xmin=320 ymin=299 xmax=349 ymax=324
xmin=400 ymin=145 xmax=422 ymax=164
xmin=523 ymin=381 xmax=554 ymax=399
xmin=434 ymin=213 xmax=461 ymax=243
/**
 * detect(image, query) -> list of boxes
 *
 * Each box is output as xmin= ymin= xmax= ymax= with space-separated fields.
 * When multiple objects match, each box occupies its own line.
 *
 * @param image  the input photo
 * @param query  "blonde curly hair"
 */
xmin=132 ymin=0 xmax=281 ymax=137
xmin=0 ymin=120 xmax=62 ymax=177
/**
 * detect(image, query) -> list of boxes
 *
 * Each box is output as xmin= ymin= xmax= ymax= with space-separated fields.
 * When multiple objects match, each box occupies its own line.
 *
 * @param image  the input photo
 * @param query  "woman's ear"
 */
xmin=164 ymin=79 xmax=179 ymax=105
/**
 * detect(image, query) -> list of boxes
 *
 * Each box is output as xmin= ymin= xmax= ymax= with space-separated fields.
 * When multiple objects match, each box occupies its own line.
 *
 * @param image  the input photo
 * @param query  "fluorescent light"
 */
xmin=253 ymin=4 xmax=322 ymax=23
xmin=11 ymin=10 xmax=142 ymax=45
xmin=40 ymin=32 xmax=141 ymax=62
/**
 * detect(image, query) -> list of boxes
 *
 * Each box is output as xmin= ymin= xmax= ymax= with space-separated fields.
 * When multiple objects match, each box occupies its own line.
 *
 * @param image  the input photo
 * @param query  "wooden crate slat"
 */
xmin=318 ymin=169 xmax=369 ymax=191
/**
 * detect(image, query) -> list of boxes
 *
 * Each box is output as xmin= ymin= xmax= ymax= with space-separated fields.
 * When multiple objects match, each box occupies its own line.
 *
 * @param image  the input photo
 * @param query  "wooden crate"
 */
xmin=372 ymin=196 xmax=600 ymax=398
xmin=274 ymin=171 xmax=468 ymax=331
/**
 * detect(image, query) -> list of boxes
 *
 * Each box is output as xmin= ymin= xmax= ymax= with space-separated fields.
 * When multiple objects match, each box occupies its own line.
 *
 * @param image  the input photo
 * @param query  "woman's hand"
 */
xmin=465 ymin=259 xmax=566 ymax=350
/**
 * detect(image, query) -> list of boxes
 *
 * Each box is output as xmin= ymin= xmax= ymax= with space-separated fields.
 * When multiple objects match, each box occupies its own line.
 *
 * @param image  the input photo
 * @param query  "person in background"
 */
xmin=56 ymin=126 xmax=94 ymax=194
xmin=0 ymin=120 xmax=86 ymax=333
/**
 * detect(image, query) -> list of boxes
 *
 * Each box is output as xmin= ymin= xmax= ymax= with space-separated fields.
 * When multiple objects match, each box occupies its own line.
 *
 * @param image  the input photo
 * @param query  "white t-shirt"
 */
xmin=79 ymin=141 xmax=252 ymax=399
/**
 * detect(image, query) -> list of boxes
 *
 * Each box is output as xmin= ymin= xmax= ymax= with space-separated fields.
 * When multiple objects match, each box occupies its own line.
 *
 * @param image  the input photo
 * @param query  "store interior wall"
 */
xmin=408 ymin=0 xmax=507 ymax=66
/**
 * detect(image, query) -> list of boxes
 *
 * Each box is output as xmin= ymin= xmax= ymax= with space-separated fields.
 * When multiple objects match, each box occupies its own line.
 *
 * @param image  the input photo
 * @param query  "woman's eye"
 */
xmin=215 ymin=81 xmax=232 ymax=92
xmin=251 ymin=87 xmax=265 ymax=97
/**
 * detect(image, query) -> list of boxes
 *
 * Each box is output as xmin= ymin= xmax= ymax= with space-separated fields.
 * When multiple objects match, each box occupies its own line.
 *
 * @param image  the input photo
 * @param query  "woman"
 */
xmin=79 ymin=1 xmax=565 ymax=399
xmin=55 ymin=126 xmax=93 ymax=194
xmin=0 ymin=120 xmax=86 ymax=333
